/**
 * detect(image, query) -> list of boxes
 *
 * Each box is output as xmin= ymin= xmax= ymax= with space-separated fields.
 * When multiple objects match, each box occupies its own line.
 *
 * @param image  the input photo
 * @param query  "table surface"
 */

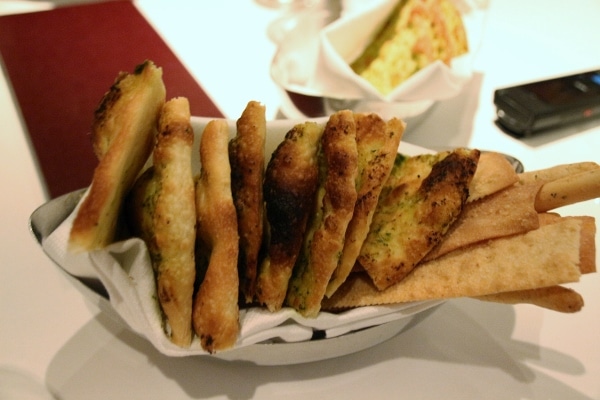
xmin=1 ymin=0 xmax=599 ymax=399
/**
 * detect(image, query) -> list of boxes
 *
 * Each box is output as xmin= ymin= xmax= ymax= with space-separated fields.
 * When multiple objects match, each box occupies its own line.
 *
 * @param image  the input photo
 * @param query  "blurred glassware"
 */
xmin=266 ymin=0 xmax=342 ymax=43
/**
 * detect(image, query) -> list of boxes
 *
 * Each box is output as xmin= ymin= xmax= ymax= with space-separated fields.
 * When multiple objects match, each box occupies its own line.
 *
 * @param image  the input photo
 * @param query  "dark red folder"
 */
xmin=0 ymin=0 xmax=223 ymax=198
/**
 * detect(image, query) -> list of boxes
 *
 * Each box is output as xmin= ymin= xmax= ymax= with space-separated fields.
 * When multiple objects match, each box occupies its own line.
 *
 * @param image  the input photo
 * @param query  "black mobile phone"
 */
xmin=493 ymin=69 xmax=600 ymax=136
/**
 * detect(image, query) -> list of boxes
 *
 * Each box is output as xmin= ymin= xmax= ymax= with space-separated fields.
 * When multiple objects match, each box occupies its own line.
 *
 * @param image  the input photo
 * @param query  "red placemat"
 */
xmin=0 ymin=0 xmax=223 ymax=198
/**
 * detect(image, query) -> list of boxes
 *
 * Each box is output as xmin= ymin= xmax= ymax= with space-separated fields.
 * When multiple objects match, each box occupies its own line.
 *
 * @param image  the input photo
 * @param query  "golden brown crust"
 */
xmin=358 ymin=148 xmax=479 ymax=290
xmin=125 ymin=97 xmax=196 ymax=347
xmin=193 ymin=119 xmax=240 ymax=353
xmin=69 ymin=60 xmax=166 ymax=252
xmin=229 ymin=101 xmax=267 ymax=303
xmin=326 ymin=114 xmax=405 ymax=297
xmin=286 ymin=110 xmax=359 ymax=317
xmin=91 ymin=71 xmax=127 ymax=159
xmin=152 ymin=97 xmax=196 ymax=347
xmin=255 ymin=122 xmax=323 ymax=312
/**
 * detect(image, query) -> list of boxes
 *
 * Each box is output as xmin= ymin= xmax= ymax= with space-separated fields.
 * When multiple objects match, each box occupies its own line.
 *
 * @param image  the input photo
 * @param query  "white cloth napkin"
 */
xmin=270 ymin=0 xmax=488 ymax=108
xmin=41 ymin=193 xmax=441 ymax=357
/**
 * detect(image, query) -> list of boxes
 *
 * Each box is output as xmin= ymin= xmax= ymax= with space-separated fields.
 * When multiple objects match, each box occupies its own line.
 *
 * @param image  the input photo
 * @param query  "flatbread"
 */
xmin=193 ymin=119 xmax=240 ymax=353
xmin=326 ymin=114 xmax=405 ymax=297
xmin=358 ymin=148 xmax=479 ymax=290
xmin=126 ymin=97 xmax=196 ymax=347
xmin=286 ymin=110 xmax=359 ymax=317
xmin=323 ymin=218 xmax=583 ymax=309
xmin=467 ymin=151 xmax=519 ymax=202
xmin=69 ymin=60 xmax=165 ymax=251
xmin=255 ymin=122 xmax=323 ymax=312
xmin=229 ymin=101 xmax=266 ymax=303
xmin=424 ymin=181 xmax=542 ymax=261
xmin=538 ymin=213 xmax=596 ymax=274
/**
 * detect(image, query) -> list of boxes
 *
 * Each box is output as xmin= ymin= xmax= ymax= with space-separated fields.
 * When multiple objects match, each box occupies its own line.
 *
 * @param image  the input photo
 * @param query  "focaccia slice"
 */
xmin=126 ymin=97 xmax=196 ymax=347
xmin=326 ymin=114 xmax=405 ymax=297
xmin=69 ymin=60 xmax=166 ymax=251
xmin=193 ymin=120 xmax=240 ymax=353
xmin=358 ymin=148 xmax=479 ymax=290
xmin=255 ymin=122 xmax=323 ymax=312
xmin=229 ymin=101 xmax=267 ymax=303
xmin=286 ymin=110 xmax=359 ymax=317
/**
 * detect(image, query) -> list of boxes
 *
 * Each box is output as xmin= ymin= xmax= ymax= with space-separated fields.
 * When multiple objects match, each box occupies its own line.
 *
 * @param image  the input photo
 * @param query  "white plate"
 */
xmin=29 ymin=116 xmax=441 ymax=365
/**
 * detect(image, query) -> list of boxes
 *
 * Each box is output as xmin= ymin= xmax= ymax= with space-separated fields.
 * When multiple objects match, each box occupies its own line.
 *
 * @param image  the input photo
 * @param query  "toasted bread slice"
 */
xmin=358 ymin=149 xmax=479 ymax=290
xmin=255 ymin=122 xmax=323 ymax=312
xmin=326 ymin=114 xmax=405 ymax=297
xmin=126 ymin=97 xmax=196 ymax=347
xmin=193 ymin=119 xmax=240 ymax=353
xmin=286 ymin=110 xmax=359 ymax=317
xmin=229 ymin=101 xmax=267 ymax=303
xmin=69 ymin=60 xmax=165 ymax=251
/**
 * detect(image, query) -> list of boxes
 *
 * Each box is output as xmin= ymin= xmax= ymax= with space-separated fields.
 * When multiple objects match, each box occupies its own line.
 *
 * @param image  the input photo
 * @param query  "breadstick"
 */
xmin=474 ymin=286 xmax=584 ymax=313
xmin=519 ymin=161 xmax=599 ymax=184
xmin=535 ymin=168 xmax=600 ymax=212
